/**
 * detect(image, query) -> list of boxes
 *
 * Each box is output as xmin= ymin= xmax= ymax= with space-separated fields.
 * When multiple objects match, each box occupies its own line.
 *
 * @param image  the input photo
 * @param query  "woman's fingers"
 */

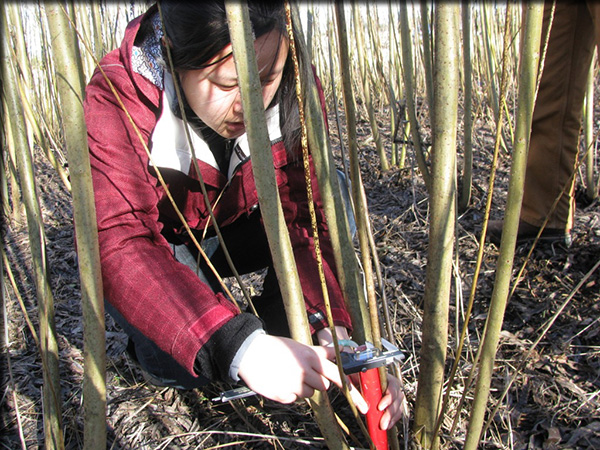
xmin=347 ymin=379 xmax=369 ymax=414
xmin=377 ymin=374 xmax=406 ymax=430
xmin=311 ymin=346 xmax=369 ymax=413
xmin=302 ymin=367 xmax=331 ymax=392
xmin=237 ymin=333 xmax=379 ymax=416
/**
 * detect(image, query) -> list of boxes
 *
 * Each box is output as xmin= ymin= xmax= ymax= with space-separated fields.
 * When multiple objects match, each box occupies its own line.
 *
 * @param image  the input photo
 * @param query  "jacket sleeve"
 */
xmin=84 ymin=58 xmax=260 ymax=381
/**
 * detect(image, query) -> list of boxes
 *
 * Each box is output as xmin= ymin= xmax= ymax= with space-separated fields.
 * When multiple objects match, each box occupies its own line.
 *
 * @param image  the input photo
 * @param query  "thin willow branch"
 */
xmin=350 ymin=0 xmax=388 ymax=172
xmin=482 ymin=256 xmax=600 ymax=437
xmin=399 ymin=2 xmax=432 ymax=191
xmin=1 ymin=249 xmax=27 ymax=450
xmin=463 ymin=4 xmax=543 ymax=449
xmin=509 ymin=123 xmax=600 ymax=300
xmin=3 ymin=252 xmax=41 ymax=350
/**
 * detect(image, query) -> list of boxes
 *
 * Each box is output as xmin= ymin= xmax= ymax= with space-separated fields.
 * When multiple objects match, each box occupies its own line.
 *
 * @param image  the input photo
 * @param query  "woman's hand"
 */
xmin=237 ymin=334 xmax=368 ymax=412
xmin=315 ymin=327 xmax=407 ymax=430
xmin=315 ymin=325 xmax=351 ymax=347
xmin=377 ymin=373 xmax=407 ymax=431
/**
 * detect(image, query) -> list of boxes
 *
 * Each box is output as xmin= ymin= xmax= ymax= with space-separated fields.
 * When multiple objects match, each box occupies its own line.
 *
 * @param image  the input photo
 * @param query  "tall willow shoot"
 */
xmin=413 ymin=4 xmax=459 ymax=448
xmin=45 ymin=4 xmax=107 ymax=448
xmin=419 ymin=1 xmax=434 ymax=117
xmin=351 ymin=0 xmax=389 ymax=172
xmin=463 ymin=4 xmax=544 ymax=449
xmin=10 ymin=3 xmax=71 ymax=191
xmin=459 ymin=3 xmax=473 ymax=211
xmin=399 ymin=1 xmax=432 ymax=191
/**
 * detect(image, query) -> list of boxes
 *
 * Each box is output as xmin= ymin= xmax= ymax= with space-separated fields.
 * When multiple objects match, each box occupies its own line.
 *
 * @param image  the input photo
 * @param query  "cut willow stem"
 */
xmin=45 ymin=4 xmax=107 ymax=448
xmin=224 ymin=3 xmax=347 ymax=449
xmin=463 ymin=4 xmax=543 ymax=449
xmin=2 ymin=7 xmax=64 ymax=449
xmin=413 ymin=4 xmax=459 ymax=449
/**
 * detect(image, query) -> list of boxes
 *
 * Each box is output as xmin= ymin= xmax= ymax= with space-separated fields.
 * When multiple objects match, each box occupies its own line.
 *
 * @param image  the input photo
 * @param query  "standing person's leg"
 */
xmin=521 ymin=0 xmax=595 ymax=234
xmin=587 ymin=1 xmax=600 ymax=51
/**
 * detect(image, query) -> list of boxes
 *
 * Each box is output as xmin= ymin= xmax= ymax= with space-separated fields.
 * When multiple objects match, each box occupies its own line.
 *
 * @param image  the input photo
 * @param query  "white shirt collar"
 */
xmin=150 ymin=71 xmax=282 ymax=180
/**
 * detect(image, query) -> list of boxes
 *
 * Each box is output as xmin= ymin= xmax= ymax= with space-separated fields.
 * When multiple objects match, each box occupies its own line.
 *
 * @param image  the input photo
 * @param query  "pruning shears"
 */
xmin=212 ymin=338 xmax=404 ymax=450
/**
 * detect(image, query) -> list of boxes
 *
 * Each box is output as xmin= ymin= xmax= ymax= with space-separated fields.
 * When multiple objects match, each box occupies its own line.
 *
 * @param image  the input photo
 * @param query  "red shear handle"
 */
xmin=359 ymin=368 xmax=388 ymax=450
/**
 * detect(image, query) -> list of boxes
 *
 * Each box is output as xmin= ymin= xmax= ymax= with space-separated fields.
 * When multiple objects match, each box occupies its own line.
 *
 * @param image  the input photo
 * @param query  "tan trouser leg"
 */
xmin=521 ymin=0 xmax=596 ymax=230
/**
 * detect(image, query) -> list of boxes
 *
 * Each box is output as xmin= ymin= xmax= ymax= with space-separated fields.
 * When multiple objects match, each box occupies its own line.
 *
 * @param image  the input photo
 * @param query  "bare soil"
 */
xmin=2 ymin=104 xmax=599 ymax=449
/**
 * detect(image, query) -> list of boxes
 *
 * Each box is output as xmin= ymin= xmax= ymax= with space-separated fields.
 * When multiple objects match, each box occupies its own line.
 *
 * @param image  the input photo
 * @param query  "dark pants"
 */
xmin=522 ymin=0 xmax=600 ymax=231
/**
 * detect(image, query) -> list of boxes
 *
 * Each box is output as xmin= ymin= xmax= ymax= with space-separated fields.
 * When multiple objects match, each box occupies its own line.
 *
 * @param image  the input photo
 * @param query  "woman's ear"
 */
xmin=161 ymin=35 xmax=176 ymax=73
xmin=161 ymin=36 xmax=172 ymax=49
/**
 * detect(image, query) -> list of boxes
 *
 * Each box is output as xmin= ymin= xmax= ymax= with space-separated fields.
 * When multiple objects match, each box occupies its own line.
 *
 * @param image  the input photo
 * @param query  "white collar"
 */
xmin=150 ymin=71 xmax=282 ymax=180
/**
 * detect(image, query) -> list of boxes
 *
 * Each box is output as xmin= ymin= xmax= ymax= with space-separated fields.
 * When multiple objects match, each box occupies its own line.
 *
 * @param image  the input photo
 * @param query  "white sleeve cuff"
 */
xmin=229 ymin=329 xmax=266 ymax=382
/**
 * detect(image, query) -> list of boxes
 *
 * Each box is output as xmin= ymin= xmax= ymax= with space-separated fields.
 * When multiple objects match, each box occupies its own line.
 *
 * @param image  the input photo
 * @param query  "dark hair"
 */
xmin=158 ymin=0 xmax=311 ymax=156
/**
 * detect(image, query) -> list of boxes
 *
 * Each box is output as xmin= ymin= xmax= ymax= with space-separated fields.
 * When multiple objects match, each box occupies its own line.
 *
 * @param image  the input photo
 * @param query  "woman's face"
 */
xmin=179 ymin=30 xmax=289 ymax=139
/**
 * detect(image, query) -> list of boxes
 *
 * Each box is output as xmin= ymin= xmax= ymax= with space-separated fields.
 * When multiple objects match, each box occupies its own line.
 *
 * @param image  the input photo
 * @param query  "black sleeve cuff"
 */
xmin=194 ymin=312 xmax=263 ymax=383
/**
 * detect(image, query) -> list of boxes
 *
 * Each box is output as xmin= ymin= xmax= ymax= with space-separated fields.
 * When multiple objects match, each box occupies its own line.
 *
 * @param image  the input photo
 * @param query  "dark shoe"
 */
xmin=486 ymin=219 xmax=571 ymax=247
